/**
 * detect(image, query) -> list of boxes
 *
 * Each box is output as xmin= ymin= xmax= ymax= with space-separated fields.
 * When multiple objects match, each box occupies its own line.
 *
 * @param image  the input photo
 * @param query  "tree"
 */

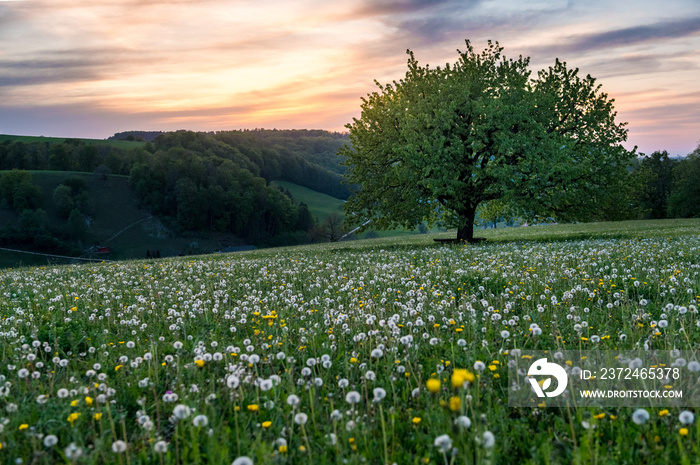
xmin=637 ymin=150 xmax=677 ymax=218
xmin=667 ymin=143 xmax=700 ymax=218
xmin=53 ymin=185 xmax=74 ymax=218
xmin=316 ymin=212 xmax=345 ymax=242
xmin=67 ymin=208 xmax=87 ymax=241
xmin=478 ymin=199 xmax=512 ymax=229
xmin=0 ymin=170 xmax=42 ymax=212
xmin=341 ymin=40 xmax=634 ymax=241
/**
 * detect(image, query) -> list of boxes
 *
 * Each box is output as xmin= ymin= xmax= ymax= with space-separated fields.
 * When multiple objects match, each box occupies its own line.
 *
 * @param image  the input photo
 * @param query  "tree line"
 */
xmin=0 ymin=130 xmax=351 ymax=246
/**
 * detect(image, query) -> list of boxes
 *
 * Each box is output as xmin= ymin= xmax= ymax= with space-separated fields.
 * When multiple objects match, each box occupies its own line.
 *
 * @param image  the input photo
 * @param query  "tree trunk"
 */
xmin=456 ymin=205 xmax=477 ymax=242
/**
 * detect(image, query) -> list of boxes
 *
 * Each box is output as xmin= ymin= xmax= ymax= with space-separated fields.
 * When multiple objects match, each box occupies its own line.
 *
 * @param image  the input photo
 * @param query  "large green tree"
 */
xmin=341 ymin=41 xmax=634 ymax=241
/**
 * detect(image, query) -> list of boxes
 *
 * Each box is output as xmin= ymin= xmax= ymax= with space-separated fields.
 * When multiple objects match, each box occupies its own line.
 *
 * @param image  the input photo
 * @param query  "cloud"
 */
xmin=533 ymin=17 xmax=700 ymax=56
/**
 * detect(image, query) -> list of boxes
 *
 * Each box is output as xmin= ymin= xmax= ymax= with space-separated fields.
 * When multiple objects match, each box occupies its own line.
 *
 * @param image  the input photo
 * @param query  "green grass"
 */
xmin=272 ymin=180 xmax=346 ymax=222
xmin=0 ymin=134 xmax=145 ymax=149
xmin=0 ymin=218 xmax=698 ymax=464
xmin=271 ymin=180 xmax=436 ymax=238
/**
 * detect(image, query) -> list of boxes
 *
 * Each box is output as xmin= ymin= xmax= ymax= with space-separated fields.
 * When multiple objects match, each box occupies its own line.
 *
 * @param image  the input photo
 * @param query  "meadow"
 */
xmin=1 ymin=219 xmax=699 ymax=464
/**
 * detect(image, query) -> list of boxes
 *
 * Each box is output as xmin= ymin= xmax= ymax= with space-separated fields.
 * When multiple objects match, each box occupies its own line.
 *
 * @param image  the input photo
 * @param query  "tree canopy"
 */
xmin=341 ymin=40 xmax=634 ymax=241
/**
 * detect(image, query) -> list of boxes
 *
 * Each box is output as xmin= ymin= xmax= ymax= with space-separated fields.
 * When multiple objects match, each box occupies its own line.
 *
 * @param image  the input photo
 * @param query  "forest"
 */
xmin=0 ymin=129 xmax=350 ymax=253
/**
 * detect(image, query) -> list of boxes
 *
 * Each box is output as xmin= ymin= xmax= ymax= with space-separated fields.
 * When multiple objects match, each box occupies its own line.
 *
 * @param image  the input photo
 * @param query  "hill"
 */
xmin=272 ymin=180 xmax=345 ymax=222
xmin=0 ymin=134 xmax=144 ymax=149
xmin=0 ymin=171 xmax=245 ymax=268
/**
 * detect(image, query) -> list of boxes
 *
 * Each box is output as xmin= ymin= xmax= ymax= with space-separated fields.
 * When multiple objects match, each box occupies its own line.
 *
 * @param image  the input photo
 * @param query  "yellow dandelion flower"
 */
xmin=195 ymin=360 xmax=205 ymax=368
xmin=680 ymin=428 xmax=689 ymax=436
xmin=412 ymin=417 xmax=421 ymax=424
xmin=19 ymin=424 xmax=29 ymax=430
xmin=449 ymin=396 xmax=461 ymax=412
xmin=262 ymin=421 xmax=272 ymax=428
xmin=426 ymin=378 xmax=441 ymax=393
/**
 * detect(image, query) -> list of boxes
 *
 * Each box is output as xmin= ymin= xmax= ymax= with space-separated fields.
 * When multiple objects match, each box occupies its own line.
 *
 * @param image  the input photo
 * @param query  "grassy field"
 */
xmin=272 ymin=180 xmax=346 ymax=222
xmin=271 ymin=180 xmax=434 ymax=239
xmin=0 ymin=134 xmax=145 ymax=149
xmin=0 ymin=218 xmax=699 ymax=464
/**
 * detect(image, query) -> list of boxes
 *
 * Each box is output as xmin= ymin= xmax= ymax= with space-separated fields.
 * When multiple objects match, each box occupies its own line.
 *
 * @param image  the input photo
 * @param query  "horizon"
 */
xmin=1 ymin=0 xmax=699 ymax=156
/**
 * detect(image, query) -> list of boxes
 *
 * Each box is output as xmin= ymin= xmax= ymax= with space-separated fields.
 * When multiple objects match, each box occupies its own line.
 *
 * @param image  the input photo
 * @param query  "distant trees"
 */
xmin=128 ymin=143 xmax=313 ymax=244
xmin=0 ymin=170 xmax=42 ymax=212
xmin=668 ymin=144 xmax=700 ymax=218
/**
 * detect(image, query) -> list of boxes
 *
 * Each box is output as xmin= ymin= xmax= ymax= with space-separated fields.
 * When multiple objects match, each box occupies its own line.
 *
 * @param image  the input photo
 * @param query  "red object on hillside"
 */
xmin=96 ymin=247 xmax=110 ymax=254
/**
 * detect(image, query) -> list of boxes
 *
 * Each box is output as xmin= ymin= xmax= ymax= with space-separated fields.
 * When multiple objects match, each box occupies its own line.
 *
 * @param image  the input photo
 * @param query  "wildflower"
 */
xmin=286 ymin=395 xmax=300 ymax=408
xmin=173 ymin=404 xmax=192 ymax=419
xmin=680 ymin=428 xmax=689 ymax=436
xmin=43 ymin=435 xmax=58 ymax=447
xmin=412 ymin=417 xmax=421 ymax=424
xmin=259 ymin=379 xmax=273 ymax=391
xmin=112 ymin=440 xmax=127 ymax=453
xmin=679 ymin=411 xmax=695 ymax=424
xmin=452 ymin=369 xmax=475 ymax=387
xmin=632 ymin=409 xmax=650 ymax=425
xmin=426 ymin=379 xmax=441 ymax=393
xmin=195 ymin=360 xmax=205 ymax=368
xmin=449 ymin=396 xmax=461 ymax=412
xmin=482 ymin=431 xmax=495 ymax=448
xmin=373 ymin=387 xmax=386 ymax=402
xmin=193 ymin=415 xmax=208 ymax=427
xmin=262 ymin=421 xmax=272 ymax=429
xmin=64 ymin=443 xmax=83 ymax=460
xmin=346 ymin=391 xmax=361 ymax=404
xmin=19 ymin=424 xmax=29 ymax=430
xmin=371 ymin=348 xmax=383 ymax=358
xmin=434 ymin=434 xmax=452 ymax=453
xmin=67 ymin=412 xmax=80 ymax=425
xmin=454 ymin=415 xmax=471 ymax=428
xmin=326 ymin=433 xmax=337 ymax=445
xmin=232 ymin=456 xmax=254 ymax=465
xmin=94 ymin=413 xmax=102 ymax=420
xmin=85 ymin=396 xmax=93 ymax=406
xmin=226 ymin=375 xmax=240 ymax=389
xmin=658 ymin=409 xmax=669 ymax=417
xmin=474 ymin=361 xmax=486 ymax=371
xmin=154 ymin=441 xmax=168 ymax=453
xmin=294 ymin=413 xmax=308 ymax=425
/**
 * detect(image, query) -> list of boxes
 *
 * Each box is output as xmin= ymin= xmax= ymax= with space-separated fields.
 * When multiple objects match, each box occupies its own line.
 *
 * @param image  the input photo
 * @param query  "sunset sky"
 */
xmin=0 ymin=0 xmax=698 ymax=155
